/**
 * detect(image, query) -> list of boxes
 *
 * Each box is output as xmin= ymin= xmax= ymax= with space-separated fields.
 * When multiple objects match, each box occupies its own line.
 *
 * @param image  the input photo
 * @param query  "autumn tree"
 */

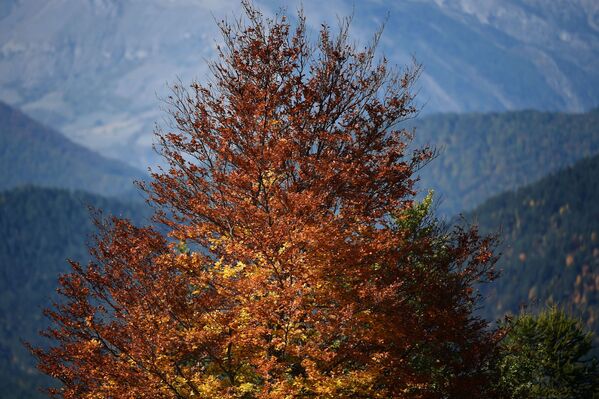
xmin=31 ymin=3 xmax=501 ymax=398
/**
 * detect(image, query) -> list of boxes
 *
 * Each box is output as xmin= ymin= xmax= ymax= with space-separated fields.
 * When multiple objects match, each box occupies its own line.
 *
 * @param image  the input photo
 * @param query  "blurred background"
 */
xmin=1 ymin=0 xmax=598 ymax=397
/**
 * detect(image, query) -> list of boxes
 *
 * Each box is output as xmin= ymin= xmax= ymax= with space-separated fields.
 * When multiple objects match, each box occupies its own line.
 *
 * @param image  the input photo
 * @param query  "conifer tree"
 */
xmin=498 ymin=307 xmax=599 ymax=398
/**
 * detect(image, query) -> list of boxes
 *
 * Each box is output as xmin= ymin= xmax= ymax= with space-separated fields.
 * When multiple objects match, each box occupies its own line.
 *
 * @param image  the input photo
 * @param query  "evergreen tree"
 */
xmin=498 ymin=307 xmax=599 ymax=398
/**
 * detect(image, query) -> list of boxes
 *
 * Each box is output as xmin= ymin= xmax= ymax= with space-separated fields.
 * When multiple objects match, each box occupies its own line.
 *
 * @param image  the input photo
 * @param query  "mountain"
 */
xmin=468 ymin=154 xmax=599 ymax=338
xmin=0 ymin=186 xmax=152 ymax=398
xmin=0 ymin=101 xmax=145 ymax=198
xmin=1 ymin=0 xmax=598 ymax=168
xmin=411 ymin=107 xmax=599 ymax=215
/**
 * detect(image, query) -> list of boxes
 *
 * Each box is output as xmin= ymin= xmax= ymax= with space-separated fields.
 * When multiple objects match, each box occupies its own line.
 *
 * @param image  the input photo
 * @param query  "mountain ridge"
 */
xmin=1 ymin=0 xmax=598 ymax=168
xmin=0 ymin=101 xmax=146 ymax=198
xmin=411 ymin=107 xmax=599 ymax=215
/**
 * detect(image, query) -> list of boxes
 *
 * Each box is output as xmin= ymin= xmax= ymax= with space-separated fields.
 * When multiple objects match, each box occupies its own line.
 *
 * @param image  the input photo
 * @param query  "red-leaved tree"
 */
xmin=31 ymin=3 xmax=500 ymax=398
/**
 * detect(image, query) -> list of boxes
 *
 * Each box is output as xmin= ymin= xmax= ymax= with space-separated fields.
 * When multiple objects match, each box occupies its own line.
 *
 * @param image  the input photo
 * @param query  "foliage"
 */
xmin=411 ymin=108 xmax=599 ymax=215
xmin=0 ymin=100 xmax=145 ymax=198
xmin=0 ymin=186 xmax=149 ymax=399
xmin=497 ymin=307 xmax=599 ymax=398
xmin=470 ymin=154 xmax=599 ymax=343
xmin=31 ymin=4 xmax=501 ymax=398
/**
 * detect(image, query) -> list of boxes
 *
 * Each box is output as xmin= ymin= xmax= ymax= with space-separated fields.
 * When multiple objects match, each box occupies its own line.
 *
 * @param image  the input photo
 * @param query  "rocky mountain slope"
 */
xmin=1 ymin=0 xmax=598 ymax=168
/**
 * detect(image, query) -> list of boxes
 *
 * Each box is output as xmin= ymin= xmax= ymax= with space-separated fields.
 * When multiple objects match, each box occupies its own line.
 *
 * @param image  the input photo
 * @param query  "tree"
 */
xmin=497 ymin=307 xmax=599 ymax=398
xmin=31 ymin=3 xmax=501 ymax=398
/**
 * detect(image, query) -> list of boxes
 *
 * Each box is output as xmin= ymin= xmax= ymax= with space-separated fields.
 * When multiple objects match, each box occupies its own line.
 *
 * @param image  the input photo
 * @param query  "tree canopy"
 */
xmin=497 ymin=307 xmax=599 ymax=398
xmin=31 ymin=3 xmax=500 ymax=398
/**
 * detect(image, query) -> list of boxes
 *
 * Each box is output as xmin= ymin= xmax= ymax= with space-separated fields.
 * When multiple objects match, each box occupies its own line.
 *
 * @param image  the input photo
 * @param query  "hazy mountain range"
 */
xmin=0 ymin=101 xmax=145 ymax=198
xmin=1 ymin=0 xmax=599 ymax=168
xmin=412 ymin=107 xmax=599 ymax=215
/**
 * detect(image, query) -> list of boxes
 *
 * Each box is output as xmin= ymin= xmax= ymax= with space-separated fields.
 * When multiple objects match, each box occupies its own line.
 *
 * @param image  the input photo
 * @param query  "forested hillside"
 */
xmin=0 ymin=101 xmax=145 ymax=198
xmin=470 ymin=154 xmax=599 ymax=338
xmin=0 ymin=186 xmax=150 ymax=398
xmin=412 ymin=108 xmax=599 ymax=215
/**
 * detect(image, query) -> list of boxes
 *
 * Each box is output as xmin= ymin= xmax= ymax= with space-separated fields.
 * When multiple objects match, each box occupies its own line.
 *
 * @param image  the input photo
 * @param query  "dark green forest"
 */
xmin=471 ymin=154 xmax=599 ymax=339
xmin=412 ymin=108 xmax=599 ymax=215
xmin=0 ymin=187 xmax=150 ymax=398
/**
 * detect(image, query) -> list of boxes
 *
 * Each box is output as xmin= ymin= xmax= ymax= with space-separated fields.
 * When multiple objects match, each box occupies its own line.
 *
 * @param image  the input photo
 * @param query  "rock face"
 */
xmin=1 ymin=0 xmax=598 ymax=168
